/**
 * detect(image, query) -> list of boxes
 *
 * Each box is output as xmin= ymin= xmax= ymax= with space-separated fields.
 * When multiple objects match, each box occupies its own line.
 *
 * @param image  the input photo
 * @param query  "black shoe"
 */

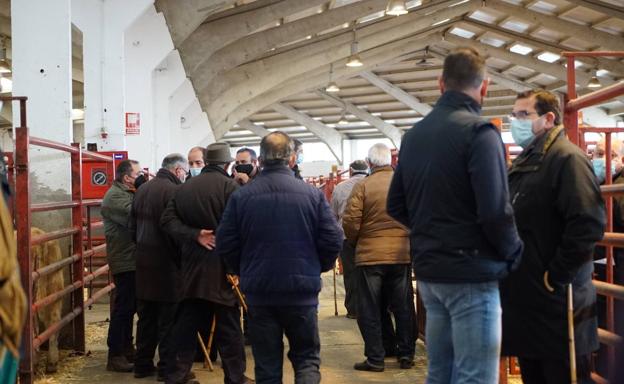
xmin=353 ymin=360 xmax=384 ymax=372
xmin=242 ymin=376 xmax=255 ymax=384
xmin=346 ymin=313 xmax=357 ymax=319
xmin=158 ymin=371 xmax=196 ymax=383
xmin=134 ymin=365 xmax=156 ymax=379
xmin=107 ymin=355 xmax=134 ymax=372
xmin=399 ymin=358 xmax=414 ymax=369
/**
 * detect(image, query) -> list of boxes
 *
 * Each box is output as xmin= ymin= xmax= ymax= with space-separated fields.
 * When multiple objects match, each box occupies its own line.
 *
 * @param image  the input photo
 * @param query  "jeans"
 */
xmin=356 ymin=264 xmax=416 ymax=366
xmin=166 ymin=299 xmax=246 ymax=384
xmin=135 ymin=300 xmax=177 ymax=375
xmin=107 ymin=271 xmax=136 ymax=356
xmin=339 ymin=241 xmax=358 ymax=316
xmin=248 ymin=305 xmax=320 ymax=384
xmin=418 ymin=281 xmax=501 ymax=384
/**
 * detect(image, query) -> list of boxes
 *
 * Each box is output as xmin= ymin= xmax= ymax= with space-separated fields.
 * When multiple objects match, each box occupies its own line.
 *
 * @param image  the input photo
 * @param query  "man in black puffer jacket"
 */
xmin=217 ymin=131 xmax=343 ymax=384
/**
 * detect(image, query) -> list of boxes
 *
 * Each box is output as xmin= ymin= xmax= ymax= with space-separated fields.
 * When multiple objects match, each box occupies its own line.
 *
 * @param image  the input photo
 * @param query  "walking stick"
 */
xmin=197 ymin=330 xmax=214 ymax=372
xmin=227 ymin=275 xmax=248 ymax=313
xmin=333 ymin=262 xmax=338 ymax=316
xmin=567 ymin=284 xmax=578 ymax=384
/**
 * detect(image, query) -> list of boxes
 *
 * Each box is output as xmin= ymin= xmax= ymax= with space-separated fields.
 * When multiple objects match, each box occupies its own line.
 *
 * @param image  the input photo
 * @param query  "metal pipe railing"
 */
xmin=598 ymin=328 xmax=623 ymax=348
xmin=31 ymin=200 xmax=81 ymax=213
xmin=31 ymin=227 xmax=81 ymax=246
xmin=566 ymin=81 xmax=624 ymax=112
xmin=31 ymin=265 xmax=109 ymax=313
xmin=594 ymin=280 xmax=624 ymax=301
xmin=29 ymin=136 xmax=80 ymax=154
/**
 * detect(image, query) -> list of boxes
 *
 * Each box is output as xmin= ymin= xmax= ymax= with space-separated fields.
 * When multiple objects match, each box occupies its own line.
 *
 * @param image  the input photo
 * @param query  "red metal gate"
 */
xmin=1 ymin=96 xmax=116 ymax=384
xmin=563 ymin=51 xmax=624 ymax=384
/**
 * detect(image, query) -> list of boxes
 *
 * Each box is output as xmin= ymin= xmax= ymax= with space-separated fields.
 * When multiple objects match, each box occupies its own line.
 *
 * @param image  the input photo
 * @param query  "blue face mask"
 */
xmin=510 ymin=119 xmax=535 ymax=149
xmin=189 ymin=168 xmax=202 ymax=177
xmin=592 ymin=158 xmax=616 ymax=183
xmin=296 ymin=153 xmax=304 ymax=165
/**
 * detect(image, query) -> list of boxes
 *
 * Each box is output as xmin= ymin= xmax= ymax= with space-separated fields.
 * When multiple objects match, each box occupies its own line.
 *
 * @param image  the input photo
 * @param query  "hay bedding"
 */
xmin=33 ymin=321 xmax=108 ymax=383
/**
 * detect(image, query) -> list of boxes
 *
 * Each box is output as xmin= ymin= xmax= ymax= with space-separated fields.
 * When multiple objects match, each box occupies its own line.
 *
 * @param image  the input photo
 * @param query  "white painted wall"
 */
xmin=12 ymin=0 xmax=73 ymax=193
xmin=124 ymin=6 xmax=174 ymax=170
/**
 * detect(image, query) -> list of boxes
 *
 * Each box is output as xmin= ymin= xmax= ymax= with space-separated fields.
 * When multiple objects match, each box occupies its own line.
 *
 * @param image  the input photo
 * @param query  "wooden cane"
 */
xmin=197 ymin=331 xmax=214 ymax=372
xmin=567 ymin=284 xmax=577 ymax=384
xmin=333 ymin=262 xmax=338 ymax=316
xmin=227 ymin=275 xmax=248 ymax=313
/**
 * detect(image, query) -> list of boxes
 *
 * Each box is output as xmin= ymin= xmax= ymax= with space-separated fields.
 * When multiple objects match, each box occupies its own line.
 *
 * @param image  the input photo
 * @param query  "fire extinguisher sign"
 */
xmin=125 ymin=112 xmax=140 ymax=135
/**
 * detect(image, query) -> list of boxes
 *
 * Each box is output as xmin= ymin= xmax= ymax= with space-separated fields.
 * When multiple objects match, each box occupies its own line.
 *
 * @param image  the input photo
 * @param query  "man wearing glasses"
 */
xmin=503 ymin=90 xmax=605 ymax=383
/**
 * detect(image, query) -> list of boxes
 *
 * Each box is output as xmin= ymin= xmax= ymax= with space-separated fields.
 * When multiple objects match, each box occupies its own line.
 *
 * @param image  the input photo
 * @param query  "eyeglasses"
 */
xmin=509 ymin=110 xmax=539 ymax=120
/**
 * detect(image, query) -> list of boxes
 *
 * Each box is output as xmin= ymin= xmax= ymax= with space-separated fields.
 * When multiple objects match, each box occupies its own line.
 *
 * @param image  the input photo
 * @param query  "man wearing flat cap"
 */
xmin=161 ymin=142 xmax=252 ymax=384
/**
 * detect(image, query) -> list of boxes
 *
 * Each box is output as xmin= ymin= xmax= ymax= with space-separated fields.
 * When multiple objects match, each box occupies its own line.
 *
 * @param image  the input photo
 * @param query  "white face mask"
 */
xmin=189 ymin=168 xmax=202 ymax=178
xmin=510 ymin=119 xmax=535 ymax=149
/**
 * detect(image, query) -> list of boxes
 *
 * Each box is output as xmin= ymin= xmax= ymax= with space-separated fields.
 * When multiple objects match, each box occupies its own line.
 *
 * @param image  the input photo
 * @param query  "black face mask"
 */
xmin=234 ymin=164 xmax=254 ymax=176
xmin=134 ymin=174 xmax=147 ymax=189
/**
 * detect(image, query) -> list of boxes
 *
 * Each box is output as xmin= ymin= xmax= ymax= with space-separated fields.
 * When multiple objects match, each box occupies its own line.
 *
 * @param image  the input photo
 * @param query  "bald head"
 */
xmin=260 ymin=131 xmax=294 ymax=167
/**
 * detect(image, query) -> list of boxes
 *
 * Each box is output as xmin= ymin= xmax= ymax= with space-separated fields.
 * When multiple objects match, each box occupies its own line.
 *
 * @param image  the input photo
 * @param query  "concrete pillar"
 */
xmin=124 ymin=6 xmax=174 ymax=170
xmin=71 ymin=0 xmax=152 ymax=151
xmin=12 ymin=0 xmax=73 ymax=193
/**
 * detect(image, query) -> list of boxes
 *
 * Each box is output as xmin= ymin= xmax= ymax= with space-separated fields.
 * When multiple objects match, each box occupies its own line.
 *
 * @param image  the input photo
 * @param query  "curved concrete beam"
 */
xmin=211 ymin=31 xmax=444 ymax=139
xmin=155 ymin=0 xmax=239 ymax=46
xmin=484 ymin=0 xmax=624 ymax=51
xmin=180 ymin=0 xmax=327 ymax=75
xmin=360 ymin=71 xmax=433 ymax=116
xmin=200 ymin=0 xmax=477 ymax=101
xmin=443 ymin=33 xmax=591 ymax=86
xmin=203 ymin=2 xmax=478 ymax=129
xmin=192 ymin=0 xmax=388 ymax=90
xmin=272 ymin=102 xmax=344 ymax=164
xmin=238 ymin=119 xmax=271 ymax=139
xmin=316 ymin=89 xmax=403 ymax=148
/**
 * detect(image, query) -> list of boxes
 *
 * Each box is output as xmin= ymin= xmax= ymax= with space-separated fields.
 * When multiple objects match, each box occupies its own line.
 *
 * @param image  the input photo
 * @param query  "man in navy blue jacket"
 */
xmin=387 ymin=47 xmax=523 ymax=383
xmin=217 ymin=131 xmax=343 ymax=384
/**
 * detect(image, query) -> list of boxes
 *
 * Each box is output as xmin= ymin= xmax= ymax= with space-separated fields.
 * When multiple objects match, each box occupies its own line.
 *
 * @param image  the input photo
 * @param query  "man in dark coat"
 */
xmin=217 ymin=131 xmax=343 ymax=384
xmin=387 ymin=47 xmax=524 ymax=382
xmin=161 ymin=143 xmax=251 ymax=384
xmin=504 ymin=90 xmax=606 ymax=383
xmin=129 ymin=153 xmax=188 ymax=379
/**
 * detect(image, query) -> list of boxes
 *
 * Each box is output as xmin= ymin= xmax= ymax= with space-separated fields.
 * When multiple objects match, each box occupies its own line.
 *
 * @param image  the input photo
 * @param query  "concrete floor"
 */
xmin=35 ymin=273 xmax=429 ymax=383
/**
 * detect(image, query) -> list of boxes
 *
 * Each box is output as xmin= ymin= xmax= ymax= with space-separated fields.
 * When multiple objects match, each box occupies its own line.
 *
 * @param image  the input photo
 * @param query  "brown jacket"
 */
xmin=342 ymin=166 xmax=410 ymax=266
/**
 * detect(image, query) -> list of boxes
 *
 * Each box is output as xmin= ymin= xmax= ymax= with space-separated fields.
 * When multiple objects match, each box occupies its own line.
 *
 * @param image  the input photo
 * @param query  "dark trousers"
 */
xmin=356 ymin=264 xmax=416 ymax=366
xmin=340 ymin=241 xmax=357 ymax=316
xmin=518 ymin=355 xmax=593 ymax=384
xmin=166 ymin=298 xmax=246 ymax=384
xmin=107 ymin=271 xmax=136 ymax=356
xmin=248 ymin=305 xmax=320 ymax=384
xmin=135 ymin=299 xmax=177 ymax=375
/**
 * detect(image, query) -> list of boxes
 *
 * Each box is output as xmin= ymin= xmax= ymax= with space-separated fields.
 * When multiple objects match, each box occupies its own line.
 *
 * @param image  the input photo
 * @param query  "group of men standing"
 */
xmin=102 ymin=130 xmax=342 ymax=384
xmin=99 ymin=46 xmax=617 ymax=384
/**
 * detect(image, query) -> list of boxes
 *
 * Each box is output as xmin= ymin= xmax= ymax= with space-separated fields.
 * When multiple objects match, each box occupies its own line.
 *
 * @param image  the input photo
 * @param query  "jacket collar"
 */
xmin=370 ymin=165 xmax=393 ymax=175
xmin=435 ymin=90 xmax=482 ymax=115
xmin=261 ymin=164 xmax=296 ymax=177
xmin=113 ymin=180 xmax=135 ymax=193
xmin=201 ymin=164 xmax=229 ymax=177
xmin=156 ymin=168 xmax=182 ymax=185
xmin=509 ymin=125 xmax=565 ymax=175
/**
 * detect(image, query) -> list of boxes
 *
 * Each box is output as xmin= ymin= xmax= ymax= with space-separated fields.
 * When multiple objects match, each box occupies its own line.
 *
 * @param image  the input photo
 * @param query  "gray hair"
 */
xmin=162 ymin=153 xmax=187 ymax=170
xmin=260 ymin=131 xmax=294 ymax=166
xmin=367 ymin=143 xmax=392 ymax=168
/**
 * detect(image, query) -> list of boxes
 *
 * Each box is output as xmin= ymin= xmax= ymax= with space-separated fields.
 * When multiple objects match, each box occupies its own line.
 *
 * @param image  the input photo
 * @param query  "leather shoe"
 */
xmin=399 ymin=358 xmax=414 ymax=369
xmin=134 ymin=366 xmax=156 ymax=378
xmin=157 ymin=371 xmax=196 ymax=383
xmin=353 ymin=360 xmax=384 ymax=372
xmin=106 ymin=355 xmax=133 ymax=372
xmin=242 ymin=376 xmax=255 ymax=384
